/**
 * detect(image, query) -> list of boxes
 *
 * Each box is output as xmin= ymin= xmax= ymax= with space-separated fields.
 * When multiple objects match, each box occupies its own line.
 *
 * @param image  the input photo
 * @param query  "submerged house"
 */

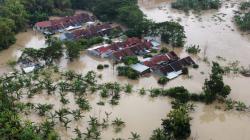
xmin=155 ymin=56 xmax=196 ymax=79
xmin=143 ymin=51 xmax=179 ymax=70
xmin=60 ymin=23 xmax=118 ymax=41
xmin=130 ymin=63 xmax=151 ymax=75
xmin=88 ymin=37 xmax=153 ymax=60
xmin=34 ymin=13 xmax=95 ymax=34
xmin=111 ymin=38 xmax=153 ymax=62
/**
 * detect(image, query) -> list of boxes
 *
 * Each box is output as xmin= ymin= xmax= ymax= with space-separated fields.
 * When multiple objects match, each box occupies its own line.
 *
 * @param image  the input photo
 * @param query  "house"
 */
xmin=34 ymin=13 xmax=95 ymax=34
xmin=144 ymin=37 xmax=161 ymax=49
xmin=111 ymin=38 xmax=153 ymax=62
xmin=155 ymin=56 xmax=196 ymax=79
xmin=130 ymin=63 xmax=151 ymax=75
xmin=143 ymin=51 xmax=179 ymax=70
xmin=61 ymin=23 xmax=116 ymax=41
xmin=87 ymin=44 xmax=113 ymax=58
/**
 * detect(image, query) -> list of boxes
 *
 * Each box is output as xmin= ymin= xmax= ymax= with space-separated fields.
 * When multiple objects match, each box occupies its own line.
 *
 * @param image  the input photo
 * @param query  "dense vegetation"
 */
xmin=117 ymin=66 xmax=139 ymax=80
xmin=0 ymin=0 xmax=186 ymax=50
xmin=235 ymin=2 xmax=250 ymax=31
xmin=172 ymin=0 xmax=221 ymax=11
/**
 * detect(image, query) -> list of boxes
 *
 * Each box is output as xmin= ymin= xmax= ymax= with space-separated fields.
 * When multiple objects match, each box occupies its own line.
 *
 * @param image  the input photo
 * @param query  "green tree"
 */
xmin=203 ymin=62 xmax=231 ymax=104
xmin=162 ymin=106 xmax=191 ymax=139
xmin=0 ymin=18 xmax=16 ymax=50
xmin=0 ymin=0 xmax=28 ymax=32
xmin=65 ymin=41 xmax=81 ymax=61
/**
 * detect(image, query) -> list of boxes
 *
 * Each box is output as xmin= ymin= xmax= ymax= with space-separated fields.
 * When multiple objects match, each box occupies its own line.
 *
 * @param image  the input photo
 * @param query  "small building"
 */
xmin=87 ymin=44 xmax=113 ymax=58
xmin=130 ymin=63 xmax=151 ymax=75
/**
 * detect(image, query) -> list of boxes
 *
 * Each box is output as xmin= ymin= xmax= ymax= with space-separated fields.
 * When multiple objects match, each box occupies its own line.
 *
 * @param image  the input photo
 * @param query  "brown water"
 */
xmin=2 ymin=0 xmax=250 ymax=139
xmin=0 ymin=29 xmax=45 ymax=74
xmin=139 ymin=0 xmax=250 ymax=139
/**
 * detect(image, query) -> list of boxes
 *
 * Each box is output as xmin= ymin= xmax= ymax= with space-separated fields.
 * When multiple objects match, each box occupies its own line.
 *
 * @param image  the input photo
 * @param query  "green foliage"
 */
xmin=76 ymin=97 xmax=91 ymax=111
xmin=235 ymin=12 xmax=250 ymax=31
xmin=203 ymin=62 xmax=231 ymax=104
xmin=0 ymin=0 xmax=28 ymax=32
xmin=172 ymin=0 xmax=221 ymax=11
xmin=150 ymin=128 xmax=168 ymax=140
xmin=239 ymin=2 xmax=250 ymax=10
xmin=161 ymin=105 xmax=191 ymax=139
xmin=160 ymin=47 xmax=169 ymax=54
xmin=0 ymin=18 xmax=16 ymax=50
xmin=186 ymin=44 xmax=201 ymax=54
xmin=123 ymin=56 xmax=139 ymax=65
xmin=97 ymin=64 xmax=104 ymax=70
xmin=124 ymin=84 xmax=133 ymax=93
xmin=65 ymin=41 xmax=81 ymax=61
xmin=154 ymin=22 xmax=186 ymax=47
xmin=158 ymin=77 xmax=169 ymax=86
xmin=20 ymin=37 xmax=63 ymax=62
xmin=117 ymin=66 xmax=139 ymax=80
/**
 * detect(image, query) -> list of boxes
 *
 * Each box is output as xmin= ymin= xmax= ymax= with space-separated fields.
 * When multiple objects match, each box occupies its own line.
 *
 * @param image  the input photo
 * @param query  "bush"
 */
xmin=172 ymin=0 xmax=221 ymax=11
xmin=160 ymin=47 xmax=169 ymax=54
xmin=163 ymin=87 xmax=190 ymax=103
xmin=186 ymin=45 xmax=201 ymax=54
xmin=158 ymin=77 xmax=169 ymax=85
xmin=117 ymin=66 xmax=139 ymax=80
xmin=104 ymin=64 xmax=109 ymax=68
xmin=235 ymin=13 xmax=250 ymax=31
xmin=151 ymin=49 xmax=158 ymax=53
xmin=97 ymin=64 xmax=104 ymax=70
xmin=193 ymin=64 xmax=199 ymax=69
xmin=143 ymin=54 xmax=153 ymax=58
xmin=122 ymin=56 xmax=139 ymax=65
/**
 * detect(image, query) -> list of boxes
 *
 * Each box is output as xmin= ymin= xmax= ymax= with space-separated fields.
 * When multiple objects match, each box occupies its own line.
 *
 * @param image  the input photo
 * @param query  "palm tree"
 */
xmin=39 ymin=119 xmax=55 ymax=138
xmin=76 ymin=97 xmax=91 ymax=111
xmin=35 ymin=104 xmax=53 ymax=116
xmin=112 ymin=118 xmax=125 ymax=127
xmin=124 ymin=84 xmax=133 ymax=93
xmin=62 ymin=118 xmax=71 ymax=130
xmin=84 ymin=71 xmax=97 ymax=85
xmin=60 ymin=92 xmax=70 ymax=105
xmin=71 ymin=109 xmax=84 ymax=121
xmin=73 ymin=128 xmax=82 ymax=139
xmin=128 ymin=132 xmax=141 ymax=140
xmin=55 ymin=108 xmax=71 ymax=122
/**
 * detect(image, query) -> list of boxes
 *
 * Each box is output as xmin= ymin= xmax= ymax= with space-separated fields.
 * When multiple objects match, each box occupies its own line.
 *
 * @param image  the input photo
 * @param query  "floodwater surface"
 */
xmin=1 ymin=0 xmax=250 ymax=139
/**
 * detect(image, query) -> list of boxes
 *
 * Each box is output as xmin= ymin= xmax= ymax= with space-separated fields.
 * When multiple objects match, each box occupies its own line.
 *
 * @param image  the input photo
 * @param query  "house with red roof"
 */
xmin=34 ymin=13 xmax=95 ymax=34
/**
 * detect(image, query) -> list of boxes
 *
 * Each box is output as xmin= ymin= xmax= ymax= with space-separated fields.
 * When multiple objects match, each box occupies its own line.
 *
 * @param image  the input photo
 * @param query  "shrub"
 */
xmin=122 ymin=56 xmax=139 ymax=65
xmin=97 ymin=64 xmax=104 ymax=70
xmin=158 ymin=77 xmax=169 ymax=85
xmin=172 ymin=0 xmax=221 ymax=11
xmin=104 ymin=64 xmax=109 ymax=68
xmin=186 ymin=45 xmax=201 ymax=54
xmin=160 ymin=47 xmax=169 ymax=54
xmin=193 ymin=64 xmax=199 ymax=69
xmin=117 ymin=66 xmax=139 ymax=80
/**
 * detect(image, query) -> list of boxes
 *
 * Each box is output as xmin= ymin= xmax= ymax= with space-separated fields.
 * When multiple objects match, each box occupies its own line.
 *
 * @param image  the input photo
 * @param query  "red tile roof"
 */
xmin=35 ymin=13 xmax=94 ymax=31
xmin=96 ymin=46 xmax=111 ymax=53
xmin=35 ymin=21 xmax=51 ymax=28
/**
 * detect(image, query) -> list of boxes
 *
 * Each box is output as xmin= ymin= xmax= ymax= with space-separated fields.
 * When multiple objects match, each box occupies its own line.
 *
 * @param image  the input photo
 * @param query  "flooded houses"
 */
xmin=34 ymin=13 xmax=96 ymax=35
xmin=87 ymin=36 xmax=196 ymax=79
xmin=88 ymin=37 xmax=154 ymax=59
xmin=143 ymin=52 xmax=196 ymax=79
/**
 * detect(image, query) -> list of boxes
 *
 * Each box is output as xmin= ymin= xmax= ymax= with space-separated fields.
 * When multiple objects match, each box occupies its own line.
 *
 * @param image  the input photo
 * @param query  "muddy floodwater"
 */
xmin=1 ymin=0 xmax=250 ymax=139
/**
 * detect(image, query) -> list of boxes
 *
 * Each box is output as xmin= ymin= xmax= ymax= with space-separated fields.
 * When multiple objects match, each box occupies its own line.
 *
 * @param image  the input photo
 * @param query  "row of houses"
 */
xmin=130 ymin=52 xmax=196 ymax=79
xmin=34 ymin=13 xmax=95 ymax=34
xmin=88 ymin=37 xmax=160 ymax=60
xmin=60 ymin=23 xmax=119 ymax=41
